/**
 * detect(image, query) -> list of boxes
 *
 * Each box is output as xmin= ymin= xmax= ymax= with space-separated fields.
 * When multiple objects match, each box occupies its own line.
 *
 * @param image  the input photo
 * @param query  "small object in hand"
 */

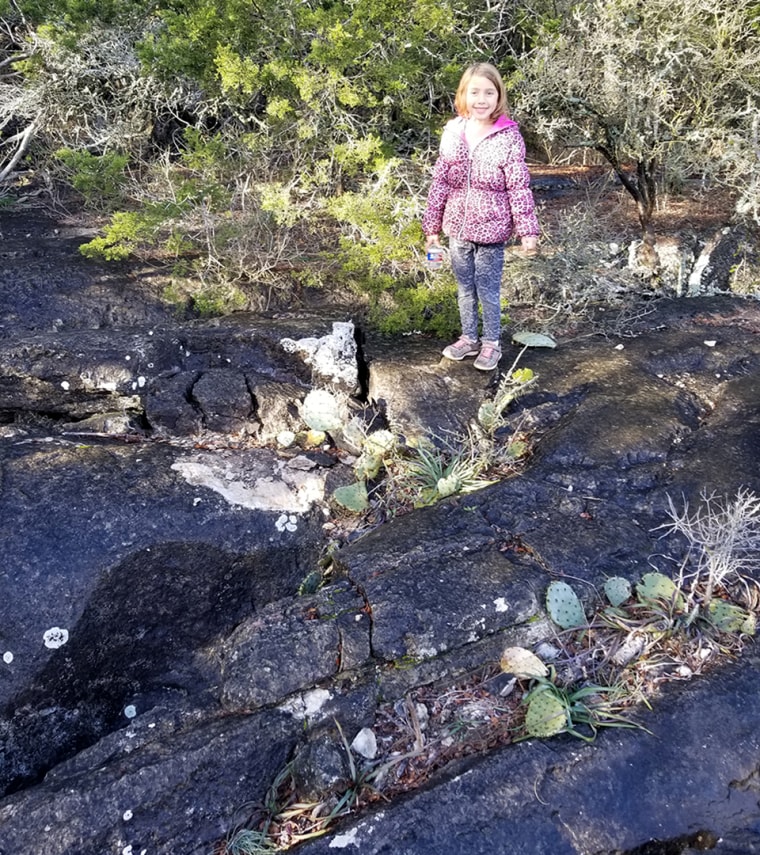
xmin=425 ymin=244 xmax=444 ymax=270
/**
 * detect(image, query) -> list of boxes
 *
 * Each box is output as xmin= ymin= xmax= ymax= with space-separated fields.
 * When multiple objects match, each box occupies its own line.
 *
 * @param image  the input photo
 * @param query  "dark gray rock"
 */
xmin=290 ymin=723 xmax=353 ymax=801
xmin=0 ymin=705 xmax=296 ymax=855
xmin=295 ymin=647 xmax=760 ymax=855
xmin=0 ymin=439 xmax=329 ymax=795
xmin=220 ymin=582 xmax=370 ymax=712
xmin=334 ymin=503 xmax=543 ymax=662
xmin=2 ymin=207 xmax=760 ymax=855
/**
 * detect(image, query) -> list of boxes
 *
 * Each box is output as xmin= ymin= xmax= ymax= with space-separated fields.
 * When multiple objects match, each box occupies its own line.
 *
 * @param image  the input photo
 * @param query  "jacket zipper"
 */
xmin=457 ymin=123 xmax=500 ymax=241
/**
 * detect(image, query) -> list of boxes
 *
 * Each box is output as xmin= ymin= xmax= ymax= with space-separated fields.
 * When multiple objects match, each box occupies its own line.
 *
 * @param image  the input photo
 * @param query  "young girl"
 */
xmin=422 ymin=62 xmax=539 ymax=371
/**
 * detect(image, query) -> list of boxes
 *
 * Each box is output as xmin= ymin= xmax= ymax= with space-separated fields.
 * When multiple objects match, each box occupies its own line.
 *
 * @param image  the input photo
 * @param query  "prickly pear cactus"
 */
xmin=525 ymin=689 xmax=567 ymax=738
xmin=500 ymin=646 xmax=548 ymax=678
xmin=331 ymin=481 xmax=369 ymax=513
xmin=604 ymin=577 xmax=632 ymax=608
xmin=546 ymin=581 xmax=586 ymax=629
xmin=707 ymin=599 xmax=757 ymax=635
xmin=636 ymin=572 xmax=683 ymax=608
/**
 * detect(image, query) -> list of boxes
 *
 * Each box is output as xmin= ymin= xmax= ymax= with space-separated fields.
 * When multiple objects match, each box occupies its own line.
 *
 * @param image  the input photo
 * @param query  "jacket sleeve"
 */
xmin=421 ymin=153 xmax=451 ymax=237
xmin=503 ymin=133 xmax=540 ymax=238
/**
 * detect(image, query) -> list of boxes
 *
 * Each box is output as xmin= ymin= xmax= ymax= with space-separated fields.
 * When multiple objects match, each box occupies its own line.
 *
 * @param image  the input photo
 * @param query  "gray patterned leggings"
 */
xmin=448 ymin=238 xmax=505 ymax=343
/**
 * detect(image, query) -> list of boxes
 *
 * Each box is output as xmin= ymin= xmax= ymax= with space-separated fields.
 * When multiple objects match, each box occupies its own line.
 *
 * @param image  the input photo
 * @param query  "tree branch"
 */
xmin=0 ymin=121 xmax=36 ymax=182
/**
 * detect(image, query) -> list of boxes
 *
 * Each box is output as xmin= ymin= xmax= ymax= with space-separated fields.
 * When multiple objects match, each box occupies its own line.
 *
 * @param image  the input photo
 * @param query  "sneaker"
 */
xmin=442 ymin=336 xmax=480 ymax=360
xmin=473 ymin=342 xmax=502 ymax=371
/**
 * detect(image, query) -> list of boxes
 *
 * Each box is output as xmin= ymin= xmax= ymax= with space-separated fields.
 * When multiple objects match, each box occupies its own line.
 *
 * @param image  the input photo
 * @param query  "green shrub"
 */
xmin=79 ymin=202 xmax=185 ymax=260
xmin=54 ymin=148 xmax=129 ymax=210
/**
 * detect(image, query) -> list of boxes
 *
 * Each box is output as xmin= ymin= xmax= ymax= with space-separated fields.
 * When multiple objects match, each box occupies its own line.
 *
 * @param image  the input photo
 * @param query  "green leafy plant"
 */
xmin=54 ymin=148 xmax=129 ymax=210
xmin=223 ymin=828 xmax=279 ymax=855
xmin=477 ymin=347 xmax=538 ymax=436
xmin=386 ymin=434 xmax=495 ymax=508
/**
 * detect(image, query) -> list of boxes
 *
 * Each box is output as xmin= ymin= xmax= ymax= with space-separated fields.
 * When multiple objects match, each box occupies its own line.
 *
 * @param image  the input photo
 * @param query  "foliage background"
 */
xmin=0 ymin=0 xmax=758 ymax=326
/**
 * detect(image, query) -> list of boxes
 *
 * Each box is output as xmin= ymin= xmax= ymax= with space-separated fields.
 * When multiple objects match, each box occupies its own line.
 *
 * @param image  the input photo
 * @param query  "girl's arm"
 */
xmin=421 ymin=155 xmax=451 ymax=238
xmin=502 ymin=134 xmax=540 ymax=243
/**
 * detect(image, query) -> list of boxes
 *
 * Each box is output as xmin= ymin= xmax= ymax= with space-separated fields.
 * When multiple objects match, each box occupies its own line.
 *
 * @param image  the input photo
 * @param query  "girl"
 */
xmin=422 ymin=62 xmax=539 ymax=371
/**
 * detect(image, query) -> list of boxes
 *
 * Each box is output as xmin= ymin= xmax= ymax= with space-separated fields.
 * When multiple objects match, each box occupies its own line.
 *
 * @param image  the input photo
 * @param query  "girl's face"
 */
xmin=464 ymin=74 xmax=499 ymax=122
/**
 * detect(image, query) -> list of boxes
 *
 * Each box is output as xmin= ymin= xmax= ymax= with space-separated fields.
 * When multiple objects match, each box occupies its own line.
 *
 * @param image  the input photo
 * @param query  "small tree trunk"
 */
xmin=595 ymin=142 xmax=657 ymax=236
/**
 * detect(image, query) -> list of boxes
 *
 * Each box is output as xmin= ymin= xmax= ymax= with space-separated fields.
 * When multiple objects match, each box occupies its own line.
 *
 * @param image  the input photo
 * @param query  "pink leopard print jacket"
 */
xmin=422 ymin=115 xmax=539 ymax=244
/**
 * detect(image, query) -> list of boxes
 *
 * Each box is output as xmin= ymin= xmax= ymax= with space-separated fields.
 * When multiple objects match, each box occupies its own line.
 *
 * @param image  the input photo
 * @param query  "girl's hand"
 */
xmin=520 ymin=236 xmax=538 ymax=253
xmin=425 ymin=234 xmax=440 ymax=250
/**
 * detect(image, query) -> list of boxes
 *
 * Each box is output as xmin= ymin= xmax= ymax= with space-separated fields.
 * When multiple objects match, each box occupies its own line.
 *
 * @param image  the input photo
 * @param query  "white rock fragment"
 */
xmin=279 ymin=688 xmax=333 ymax=720
xmin=493 ymin=597 xmax=509 ymax=613
xmin=535 ymin=642 xmax=561 ymax=661
xmin=351 ymin=727 xmax=378 ymax=760
xmin=3 ymin=651 xmax=13 ymax=664
xmin=171 ymin=459 xmax=325 ymax=513
xmin=60 ymin=380 xmax=70 ymax=391
xmin=281 ymin=321 xmax=358 ymax=387
xmin=123 ymin=810 xmax=133 ymax=821
xmin=124 ymin=705 xmax=137 ymax=719
xmin=276 ymin=430 xmax=296 ymax=448
xmin=614 ymin=343 xmax=624 ymax=350
xmin=43 ymin=627 xmax=69 ymax=649
xmin=704 ymin=340 xmax=717 ymax=347
xmin=329 ymin=828 xmax=360 ymax=849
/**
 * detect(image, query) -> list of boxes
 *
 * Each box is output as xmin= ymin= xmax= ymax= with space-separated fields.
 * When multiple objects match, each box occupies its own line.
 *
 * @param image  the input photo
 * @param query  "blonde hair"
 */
xmin=454 ymin=63 xmax=509 ymax=121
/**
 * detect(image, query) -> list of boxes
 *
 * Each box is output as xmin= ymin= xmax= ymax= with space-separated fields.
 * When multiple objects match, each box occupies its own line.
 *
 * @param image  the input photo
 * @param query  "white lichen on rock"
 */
xmin=275 ymin=513 xmax=298 ymax=533
xmin=43 ymin=627 xmax=69 ymax=649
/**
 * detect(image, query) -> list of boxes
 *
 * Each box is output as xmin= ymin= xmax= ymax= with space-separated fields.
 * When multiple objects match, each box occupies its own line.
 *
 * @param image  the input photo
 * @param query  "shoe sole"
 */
xmin=442 ymin=348 xmax=480 ymax=360
xmin=473 ymin=355 xmax=501 ymax=371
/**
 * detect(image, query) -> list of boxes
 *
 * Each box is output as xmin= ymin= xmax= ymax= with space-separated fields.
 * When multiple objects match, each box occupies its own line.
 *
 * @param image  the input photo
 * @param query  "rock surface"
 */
xmin=1 ymin=207 xmax=760 ymax=855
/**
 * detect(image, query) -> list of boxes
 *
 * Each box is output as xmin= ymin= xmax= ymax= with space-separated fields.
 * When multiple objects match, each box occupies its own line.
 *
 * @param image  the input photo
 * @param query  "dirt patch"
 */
xmin=529 ymin=162 xmax=737 ymax=238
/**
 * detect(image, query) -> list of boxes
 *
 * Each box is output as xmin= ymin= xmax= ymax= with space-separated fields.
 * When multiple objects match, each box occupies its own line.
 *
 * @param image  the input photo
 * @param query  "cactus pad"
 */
xmin=707 ymin=599 xmax=757 ymax=635
xmin=546 ymin=581 xmax=586 ymax=629
xmin=331 ymin=481 xmax=369 ymax=513
xmin=636 ymin=572 xmax=684 ymax=608
xmin=525 ymin=689 xmax=567 ymax=738
xmin=500 ymin=646 xmax=548 ymax=678
xmin=603 ymin=577 xmax=632 ymax=607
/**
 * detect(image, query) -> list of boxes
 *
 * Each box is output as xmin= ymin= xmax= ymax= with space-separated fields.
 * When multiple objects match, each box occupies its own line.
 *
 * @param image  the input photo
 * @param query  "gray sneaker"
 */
xmin=442 ymin=336 xmax=480 ymax=360
xmin=473 ymin=342 xmax=502 ymax=371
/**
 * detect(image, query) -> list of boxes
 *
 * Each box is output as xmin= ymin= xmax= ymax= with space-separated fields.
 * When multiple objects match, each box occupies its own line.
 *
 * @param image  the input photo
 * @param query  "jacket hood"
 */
xmin=446 ymin=114 xmax=519 ymax=135
xmin=493 ymin=114 xmax=518 ymax=130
